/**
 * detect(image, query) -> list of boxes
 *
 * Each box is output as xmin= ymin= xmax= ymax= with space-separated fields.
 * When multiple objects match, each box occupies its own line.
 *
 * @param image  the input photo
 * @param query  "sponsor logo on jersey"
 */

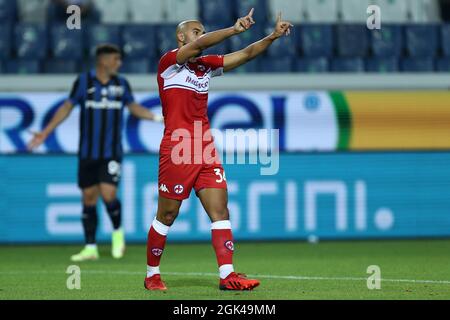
xmin=159 ymin=184 xmax=170 ymax=193
xmin=224 ymin=240 xmax=234 ymax=251
xmin=151 ymin=248 xmax=163 ymax=256
xmin=174 ymin=184 xmax=184 ymax=194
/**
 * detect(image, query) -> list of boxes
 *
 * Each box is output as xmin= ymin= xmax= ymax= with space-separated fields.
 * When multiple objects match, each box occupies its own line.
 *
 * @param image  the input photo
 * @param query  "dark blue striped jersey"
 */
xmin=68 ymin=70 xmax=135 ymax=160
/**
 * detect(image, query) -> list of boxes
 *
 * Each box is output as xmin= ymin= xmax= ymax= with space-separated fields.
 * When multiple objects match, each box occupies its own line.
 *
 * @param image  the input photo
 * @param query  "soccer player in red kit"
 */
xmin=145 ymin=9 xmax=293 ymax=291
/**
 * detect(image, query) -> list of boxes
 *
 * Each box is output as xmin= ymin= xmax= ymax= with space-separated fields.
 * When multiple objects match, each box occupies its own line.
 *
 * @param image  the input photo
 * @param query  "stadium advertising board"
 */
xmin=1 ymin=153 xmax=450 ymax=242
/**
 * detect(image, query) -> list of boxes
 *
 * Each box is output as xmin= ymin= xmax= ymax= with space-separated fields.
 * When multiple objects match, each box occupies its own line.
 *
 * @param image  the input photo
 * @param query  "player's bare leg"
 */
xmin=71 ymin=185 xmax=100 ymax=261
xmin=145 ymin=196 xmax=183 ymax=290
xmin=99 ymin=183 xmax=125 ymax=258
xmin=197 ymin=188 xmax=260 ymax=291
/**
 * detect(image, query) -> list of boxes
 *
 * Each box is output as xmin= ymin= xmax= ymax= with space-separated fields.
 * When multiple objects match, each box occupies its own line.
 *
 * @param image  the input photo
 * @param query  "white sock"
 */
xmin=147 ymin=265 xmax=160 ymax=278
xmin=219 ymin=264 xmax=234 ymax=279
xmin=86 ymin=244 xmax=97 ymax=250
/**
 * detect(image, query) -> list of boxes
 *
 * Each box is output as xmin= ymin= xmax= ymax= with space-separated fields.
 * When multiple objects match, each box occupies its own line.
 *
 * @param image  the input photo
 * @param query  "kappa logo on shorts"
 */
xmin=108 ymin=161 xmax=121 ymax=176
xmin=159 ymin=184 xmax=170 ymax=193
xmin=151 ymin=248 xmax=163 ymax=256
xmin=174 ymin=184 xmax=184 ymax=194
xmin=224 ymin=240 xmax=234 ymax=251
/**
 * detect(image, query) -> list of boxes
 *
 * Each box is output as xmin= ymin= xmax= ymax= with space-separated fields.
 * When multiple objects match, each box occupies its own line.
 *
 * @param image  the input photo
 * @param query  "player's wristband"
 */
xmin=153 ymin=114 xmax=164 ymax=122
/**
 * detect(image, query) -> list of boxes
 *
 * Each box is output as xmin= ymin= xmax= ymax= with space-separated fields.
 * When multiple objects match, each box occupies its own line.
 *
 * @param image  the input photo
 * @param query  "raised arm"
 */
xmin=176 ymin=8 xmax=256 ymax=65
xmin=223 ymin=12 xmax=293 ymax=72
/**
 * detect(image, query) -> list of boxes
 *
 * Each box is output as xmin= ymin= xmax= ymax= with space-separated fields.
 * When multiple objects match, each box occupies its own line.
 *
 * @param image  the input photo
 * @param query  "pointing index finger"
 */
xmin=277 ymin=12 xmax=281 ymax=23
xmin=248 ymin=8 xmax=254 ymax=18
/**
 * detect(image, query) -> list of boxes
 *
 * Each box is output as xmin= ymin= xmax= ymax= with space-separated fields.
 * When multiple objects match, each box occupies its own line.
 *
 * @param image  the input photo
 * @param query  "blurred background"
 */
xmin=1 ymin=0 xmax=450 ymax=244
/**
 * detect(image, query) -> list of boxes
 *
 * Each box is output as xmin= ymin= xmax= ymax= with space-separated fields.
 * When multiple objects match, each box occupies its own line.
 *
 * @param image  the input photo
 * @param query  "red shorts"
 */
xmin=158 ymin=144 xmax=227 ymax=200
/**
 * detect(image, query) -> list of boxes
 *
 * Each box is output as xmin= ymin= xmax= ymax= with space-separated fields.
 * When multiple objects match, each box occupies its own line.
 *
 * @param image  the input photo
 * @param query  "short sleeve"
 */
xmin=200 ymin=55 xmax=224 ymax=77
xmin=159 ymin=49 xmax=183 ymax=79
xmin=68 ymin=75 xmax=84 ymax=105
xmin=122 ymin=78 xmax=135 ymax=105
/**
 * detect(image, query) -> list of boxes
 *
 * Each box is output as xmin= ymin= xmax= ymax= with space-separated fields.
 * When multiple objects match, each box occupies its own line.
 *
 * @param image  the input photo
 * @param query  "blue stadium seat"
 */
xmin=15 ymin=24 xmax=48 ymax=59
xmin=365 ymin=58 xmax=399 ymax=72
xmin=50 ymin=25 xmax=83 ymax=59
xmin=336 ymin=25 xmax=369 ymax=57
xmin=122 ymin=25 xmax=157 ymax=59
xmin=401 ymin=58 xmax=435 ymax=72
xmin=156 ymin=24 xmax=179 ymax=57
xmin=200 ymin=0 xmax=234 ymax=26
xmin=87 ymin=25 xmax=121 ymax=57
xmin=121 ymin=58 xmax=150 ymax=74
xmin=227 ymin=58 xmax=260 ymax=73
xmin=436 ymin=58 xmax=450 ymax=72
xmin=0 ymin=0 xmax=17 ymax=23
xmin=298 ymin=24 xmax=333 ymax=57
xmin=370 ymin=25 xmax=403 ymax=57
xmin=331 ymin=58 xmax=365 ymax=72
xmin=405 ymin=25 xmax=438 ymax=57
xmin=5 ymin=59 xmax=41 ymax=74
xmin=229 ymin=25 xmax=265 ymax=51
xmin=441 ymin=24 xmax=450 ymax=57
xmin=0 ymin=24 xmax=11 ymax=59
xmin=236 ymin=0 xmax=269 ymax=23
xmin=266 ymin=24 xmax=297 ymax=57
xmin=295 ymin=57 xmax=329 ymax=73
xmin=43 ymin=59 xmax=78 ymax=73
xmin=260 ymin=57 xmax=294 ymax=72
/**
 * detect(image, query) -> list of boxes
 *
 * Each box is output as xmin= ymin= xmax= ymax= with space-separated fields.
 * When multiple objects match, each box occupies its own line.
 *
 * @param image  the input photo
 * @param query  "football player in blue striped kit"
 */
xmin=28 ymin=44 xmax=163 ymax=261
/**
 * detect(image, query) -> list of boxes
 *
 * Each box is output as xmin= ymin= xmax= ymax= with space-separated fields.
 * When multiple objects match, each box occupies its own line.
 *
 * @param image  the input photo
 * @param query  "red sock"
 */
xmin=146 ymin=218 xmax=169 ymax=267
xmin=211 ymin=220 xmax=234 ymax=278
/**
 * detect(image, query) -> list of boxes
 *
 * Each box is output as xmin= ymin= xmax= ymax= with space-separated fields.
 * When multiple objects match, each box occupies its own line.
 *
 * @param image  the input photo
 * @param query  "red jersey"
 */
xmin=157 ymin=49 xmax=224 ymax=148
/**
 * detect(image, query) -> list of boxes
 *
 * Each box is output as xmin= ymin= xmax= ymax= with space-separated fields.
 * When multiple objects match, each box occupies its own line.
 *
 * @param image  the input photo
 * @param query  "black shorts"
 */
xmin=78 ymin=159 xmax=122 ymax=189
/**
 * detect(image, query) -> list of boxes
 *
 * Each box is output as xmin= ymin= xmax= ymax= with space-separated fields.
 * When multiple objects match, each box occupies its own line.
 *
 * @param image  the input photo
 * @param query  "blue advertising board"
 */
xmin=1 ymin=152 xmax=450 ymax=243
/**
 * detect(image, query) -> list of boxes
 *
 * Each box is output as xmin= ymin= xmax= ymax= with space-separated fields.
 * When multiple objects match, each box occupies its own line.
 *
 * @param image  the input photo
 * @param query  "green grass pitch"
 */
xmin=1 ymin=240 xmax=450 ymax=300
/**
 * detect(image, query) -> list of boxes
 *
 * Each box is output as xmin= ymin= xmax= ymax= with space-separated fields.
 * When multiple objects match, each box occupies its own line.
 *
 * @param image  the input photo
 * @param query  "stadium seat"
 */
xmin=298 ymin=24 xmax=333 ymax=57
xmin=200 ymin=0 xmax=234 ymax=26
xmin=266 ymin=24 xmax=297 ymax=57
xmin=5 ymin=59 xmax=41 ymax=74
xmin=268 ymin=0 xmax=303 ymax=23
xmin=120 ymin=58 xmax=151 ymax=74
xmin=17 ymin=0 xmax=48 ymax=23
xmin=229 ymin=25 xmax=265 ymax=52
xmin=374 ymin=0 xmax=409 ymax=23
xmin=260 ymin=57 xmax=294 ymax=72
xmin=441 ymin=24 xmax=450 ymax=57
xmin=436 ymin=58 xmax=450 ymax=72
xmin=50 ymin=25 xmax=83 ymax=59
xmin=405 ymin=25 xmax=439 ymax=57
xmin=236 ymin=0 xmax=269 ymax=23
xmin=227 ymin=58 xmax=260 ymax=73
xmin=304 ymin=0 xmax=338 ymax=23
xmin=166 ymin=0 xmax=200 ymax=23
xmin=129 ymin=0 xmax=164 ymax=23
xmin=87 ymin=25 xmax=121 ymax=57
xmin=0 ymin=60 xmax=3 ymax=73
xmin=365 ymin=57 xmax=399 ymax=72
xmin=43 ymin=59 xmax=78 ymax=74
xmin=0 ymin=0 xmax=17 ymax=23
xmin=370 ymin=25 xmax=403 ymax=57
xmin=95 ymin=0 xmax=128 ymax=24
xmin=15 ymin=24 xmax=48 ymax=59
xmin=336 ymin=25 xmax=369 ymax=57
xmin=331 ymin=58 xmax=365 ymax=72
xmin=122 ymin=25 xmax=157 ymax=59
xmin=202 ymin=29 xmax=229 ymax=55
xmin=401 ymin=58 xmax=435 ymax=72
xmin=295 ymin=57 xmax=329 ymax=73
xmin=0 ymin=23 xmax=11 ymax=59
xmin=410 ymin=0 xmax=441 ymax=23
xmin=156 ymin=24 xmax=179 ymax=56
xmin=340 ymin=0 xmax=372 ymax=23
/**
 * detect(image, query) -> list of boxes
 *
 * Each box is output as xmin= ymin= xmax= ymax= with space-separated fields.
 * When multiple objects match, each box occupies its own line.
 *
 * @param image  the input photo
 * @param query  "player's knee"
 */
xmin=211 ymin=206 xmax=230 ymax=221
xmin=159 ymin=211 xmax=178 ymax=226
xmin=82 ymin=193 xmax=98 ymax=206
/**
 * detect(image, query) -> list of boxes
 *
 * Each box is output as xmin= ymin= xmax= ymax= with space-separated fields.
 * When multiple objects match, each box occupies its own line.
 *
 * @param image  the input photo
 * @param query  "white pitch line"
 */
xmin=1 ymin=269 xmax=450 ymax=285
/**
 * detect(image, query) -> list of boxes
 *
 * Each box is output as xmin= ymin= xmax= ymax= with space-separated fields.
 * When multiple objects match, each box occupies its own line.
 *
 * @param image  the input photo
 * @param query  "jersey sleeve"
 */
xmin=122 ymin=78 xmax=135 ymax=105
xmin=201 ymin=55 xmax=224 ymax=78
xmin=68 ymin=75 xmax=84 ymax=106
xmin=159 ymin=49 xmax=183 ymax=79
